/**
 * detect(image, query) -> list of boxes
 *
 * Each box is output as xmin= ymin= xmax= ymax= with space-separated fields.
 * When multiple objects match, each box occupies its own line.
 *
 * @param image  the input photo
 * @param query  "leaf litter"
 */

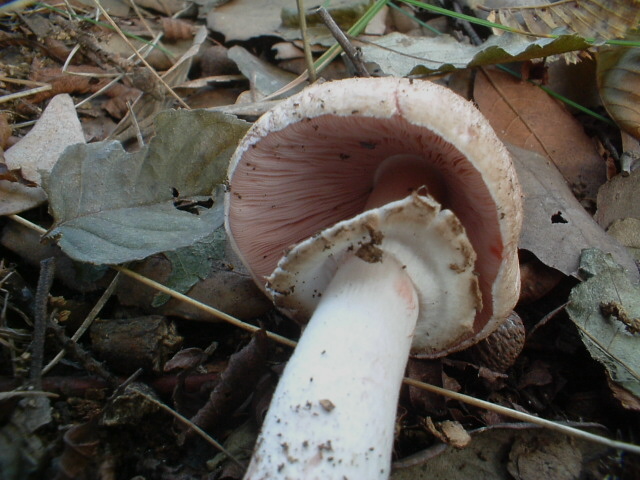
xmin=1 ymin=0 xmax=640 ymax=478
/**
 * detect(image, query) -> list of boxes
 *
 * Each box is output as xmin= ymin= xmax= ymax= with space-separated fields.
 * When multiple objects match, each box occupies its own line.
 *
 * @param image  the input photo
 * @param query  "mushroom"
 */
xmin=225 ymin=77 xmax=522 ymax=479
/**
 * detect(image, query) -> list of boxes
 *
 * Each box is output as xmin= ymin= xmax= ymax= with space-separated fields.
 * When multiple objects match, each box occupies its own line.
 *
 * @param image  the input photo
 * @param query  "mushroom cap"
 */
xmin=267 ymin=193 xmax=483 ymax=355
xmin=225 ymin=77 xmax=522 ymax=356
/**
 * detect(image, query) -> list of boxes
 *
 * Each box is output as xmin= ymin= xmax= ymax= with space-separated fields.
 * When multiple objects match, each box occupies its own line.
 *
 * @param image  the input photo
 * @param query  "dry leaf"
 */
xmin=595 ymin=168 xmax=640 ymax=229
xmin=509 ymin=145 xmax=636 ymax=278
xmin=228 ymin=46 xmax=300 ymax=99
xmin=474 ymin=68 xmax=605 ymax=205
xmin=5 ymin=94 xmax=84 ymax=184
xmin=0 ymin=94 xmax=85 ymax=215
xmin=566 ymin=249 xmax=640 ymax=397
xmin=161 ymin=17 xmax=195 ymax=41
xmin=0 ymin=163 xmax=37 ymax=187
xmin=488 ymin=0 xmax=640 ymax=41
xmin=27 ymin=65 xmax=140 ymax=110
xmin=206 ymin=0 xmax=369 ymax=43
xmin=607 ymin=377 xmax=640 ymax=411
xmin=507 ymin=432 xmax=582 ymax=480
xmin=359 ymin=31 xmax=592 ymax=76
xmin=110 ymin=26 xmax=208 ymax=143
xmin=424 ymin=418 xmax=471 ymax=448
xmin=597 ymin=40 xmax=640 ymax=139
xmin=391 ymin=426 xmax=609 ymax=480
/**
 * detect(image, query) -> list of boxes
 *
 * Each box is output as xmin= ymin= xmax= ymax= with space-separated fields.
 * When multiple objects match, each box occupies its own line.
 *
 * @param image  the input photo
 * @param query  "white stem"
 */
xmin=244 ymin=255 xmax=419 ymax=480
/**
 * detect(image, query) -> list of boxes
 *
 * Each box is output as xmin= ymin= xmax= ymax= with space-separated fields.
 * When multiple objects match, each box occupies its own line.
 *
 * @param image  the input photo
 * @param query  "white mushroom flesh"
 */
xmin=244 ymin=194 xmax=479 ymax=479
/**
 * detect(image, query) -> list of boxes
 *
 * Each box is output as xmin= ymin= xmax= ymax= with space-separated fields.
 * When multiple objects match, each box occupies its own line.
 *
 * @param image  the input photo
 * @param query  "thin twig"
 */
xmin=127 ymin=100 xmax=145 ymax=148
xmin=135 ymin=388 xmax=245 ymax=468
xmin=47 ymin=316 xmax=120 ymax=387
xmin=452 ymin=1 xmax=482 ymax=46
xmin=0 ymin=390 xmax=59 ymax=400
xmin=312 ymin=6 xmax=369 ymax=77
xmin=91 ymin=0 xmax=190 ymax=109
xmin=42 ymin=272 xmax=121 ymax=375
xmin=402 ymin=377 xmax=640 ymax=455
xmin=296 ymin=0 xmax=316 ymax=83
xmin=111 ymin=266 xmax=297 ymax=348
xmin=31 ymin=258 xmax=55 ymax=389
xmin=0 ymin=83 xmax=51 ymax=104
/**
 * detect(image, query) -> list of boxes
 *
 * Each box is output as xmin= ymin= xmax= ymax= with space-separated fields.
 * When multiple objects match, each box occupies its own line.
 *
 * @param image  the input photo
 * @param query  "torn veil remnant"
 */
xmin=225 ymin=77 xmax=522 ymax=479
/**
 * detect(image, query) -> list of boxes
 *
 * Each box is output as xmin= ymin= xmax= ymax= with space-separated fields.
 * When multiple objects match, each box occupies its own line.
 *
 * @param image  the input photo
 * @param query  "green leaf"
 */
xmin=566 ymin=248 xmax=640 ymax=396
xmin=44 ymin=109 xmax=250 ymax=265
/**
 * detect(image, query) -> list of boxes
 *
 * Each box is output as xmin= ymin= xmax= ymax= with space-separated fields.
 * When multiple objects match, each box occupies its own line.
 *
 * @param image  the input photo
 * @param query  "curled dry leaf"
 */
xmin=424 ymin=418 xmax=471 ymax=448
xmin=161 ymin=17 xmax=195 ymax=41
xmin=57 ymin=420 xmax=100 ymax=479
xmin=488 ymin=0 xmax=640 ymax=40
xmin=89 ymin=316 xmax=183 ymax=375
xmin=597 ymin=41 xmax=640 ymax=139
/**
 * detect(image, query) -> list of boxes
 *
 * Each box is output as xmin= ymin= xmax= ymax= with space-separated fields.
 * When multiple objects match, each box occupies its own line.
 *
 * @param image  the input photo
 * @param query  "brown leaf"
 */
xmin=607 ymin=377 xmax=640 ymax=411
xmin=488 ymin=0 xmax=640 ymax=40
xmin=424 ymin=418 xmax=471 ymax=448
xmin=161 ymin=17 xmax=195 ymax=41
xmin=474 ymin=68 xmax=606 ymax=206
xmin=1 ymin=94 xmax=85 ymax=215
xmin=597 ymin=41 xmax=640 ymax=139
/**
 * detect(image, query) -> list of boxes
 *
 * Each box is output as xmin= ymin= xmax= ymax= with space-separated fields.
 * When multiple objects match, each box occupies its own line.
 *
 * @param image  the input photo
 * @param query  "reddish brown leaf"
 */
xmin=474 ymin=68 xmax=606 ymax=206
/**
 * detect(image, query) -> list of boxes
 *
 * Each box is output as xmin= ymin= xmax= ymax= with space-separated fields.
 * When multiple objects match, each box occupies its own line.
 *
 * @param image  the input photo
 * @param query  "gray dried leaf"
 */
xmin=44 ymin=109 xmax=249 ymax=265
